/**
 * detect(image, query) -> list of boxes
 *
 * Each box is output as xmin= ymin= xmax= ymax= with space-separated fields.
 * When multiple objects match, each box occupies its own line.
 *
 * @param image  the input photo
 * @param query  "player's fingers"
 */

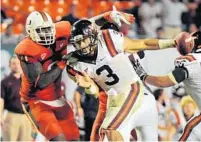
xmin=120 ymin=16 xmax=131 ymax=25
xmin=112 ymin=5 xmax=117 ymax=11
xmin=115 ymin=18 xmax=122 ymax=27
xmin=75 ymin=74 xmax=81 ymax=83
xmin=120 ymin=12 xmax=135 ymax=24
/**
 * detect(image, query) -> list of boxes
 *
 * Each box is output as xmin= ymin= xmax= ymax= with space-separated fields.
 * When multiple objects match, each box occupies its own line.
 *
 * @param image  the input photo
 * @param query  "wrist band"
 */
xmin=159 ymin=39 xmax=176 ymax=49
xmin=141 ymin=74 xmax=148 ymax=82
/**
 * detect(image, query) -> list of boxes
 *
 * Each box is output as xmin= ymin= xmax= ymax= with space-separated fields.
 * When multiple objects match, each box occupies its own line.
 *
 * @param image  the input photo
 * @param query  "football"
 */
xmin=175 ymin=32 xmax=194 ymax=55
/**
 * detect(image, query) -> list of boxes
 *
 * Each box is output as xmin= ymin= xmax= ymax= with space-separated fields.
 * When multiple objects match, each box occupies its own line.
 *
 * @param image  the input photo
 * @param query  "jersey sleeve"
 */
xmin=55 ymin=21 xmax=72 ymax=39
xmin=102 ymin=29 xmax=124 ymax=54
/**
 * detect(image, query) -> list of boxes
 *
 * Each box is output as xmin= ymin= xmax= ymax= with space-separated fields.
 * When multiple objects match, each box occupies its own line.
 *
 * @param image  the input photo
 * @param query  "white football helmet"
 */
xmin=25 ymin=11 xmax=55 ymax=45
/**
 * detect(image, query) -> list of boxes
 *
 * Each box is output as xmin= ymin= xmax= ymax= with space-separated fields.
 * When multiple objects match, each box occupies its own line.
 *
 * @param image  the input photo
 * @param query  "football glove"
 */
xmin=62 ymin=52 xmax=78 ymax=65
xmin=104 ymin=5 xmax=135 ymax=27
xmin=132 ymin=59 xmax=148 ymax=82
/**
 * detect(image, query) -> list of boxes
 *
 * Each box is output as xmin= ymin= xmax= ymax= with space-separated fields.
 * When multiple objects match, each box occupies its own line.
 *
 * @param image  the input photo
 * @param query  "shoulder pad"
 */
xmin=55 ymin=21 xmax=71 ymax=39
xmin=15 ymin=38 xmax=42 ymax=56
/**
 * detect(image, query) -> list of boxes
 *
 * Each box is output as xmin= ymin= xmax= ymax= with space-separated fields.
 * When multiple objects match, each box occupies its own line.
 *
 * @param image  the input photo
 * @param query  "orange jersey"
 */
xmin=15 ymin=21 xmax=71 ymax=101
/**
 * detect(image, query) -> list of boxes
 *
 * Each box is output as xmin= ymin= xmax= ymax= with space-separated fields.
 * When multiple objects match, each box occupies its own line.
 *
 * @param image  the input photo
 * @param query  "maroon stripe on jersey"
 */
xmin=102 ymin=30 xmax=118 ymax=57
xmin=108 ymin=82 xmax=140 ymax=129
xmin=66 ymin=65 xmax=82 ymax=76
xmin=179 ymin=113 xmax=201 ymax=141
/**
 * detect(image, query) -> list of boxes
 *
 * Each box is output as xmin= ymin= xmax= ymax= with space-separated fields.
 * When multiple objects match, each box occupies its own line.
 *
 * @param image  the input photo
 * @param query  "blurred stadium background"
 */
xmin=1 ymin=0 xmax=201 ymax=141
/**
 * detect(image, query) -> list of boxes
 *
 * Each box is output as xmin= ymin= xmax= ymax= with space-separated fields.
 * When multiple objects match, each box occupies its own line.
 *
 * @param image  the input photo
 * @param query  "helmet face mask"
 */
xmin=73 ymin=36 xmax=97 ymax=56
xmin=26 ymin=11 xmax=56 ymax=46
xmin=70 ymin=19 xmax=98 ymax=56
xmin=34 ymin=26 xmax=55 ymax=45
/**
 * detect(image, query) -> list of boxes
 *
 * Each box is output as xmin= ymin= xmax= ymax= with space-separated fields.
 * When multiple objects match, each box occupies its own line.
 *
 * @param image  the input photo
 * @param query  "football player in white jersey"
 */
xmin=64 ymin=19 xmax=177 ymax=141
xmin=133 ymin=31 xmax=201 ymax=141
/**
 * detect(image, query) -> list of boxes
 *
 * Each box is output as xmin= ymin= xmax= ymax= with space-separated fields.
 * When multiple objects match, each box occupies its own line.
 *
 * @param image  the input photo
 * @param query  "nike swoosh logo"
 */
xmin=60 ymin=43 xmax=64 ymax=47
xmin=41 ymin=53 xmax=47 ymax=60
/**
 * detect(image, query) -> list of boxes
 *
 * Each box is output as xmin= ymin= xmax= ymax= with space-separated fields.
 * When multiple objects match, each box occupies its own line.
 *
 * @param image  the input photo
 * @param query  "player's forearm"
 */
xmin=145 ymin=75 xmax=175 ymax=88
xmin=124 ymin=38 xmax=176 ymax=52
xmin=21 ymin=61 xmax=65 ymax=89
xmin=36 ymin=67 xmax=63 ymax=89
xmin=89 ymin=12 xmax=110 ymax=27
xmin=141 ymin=39 xmax=176 ymax=50
xmin=36 ymin=60 xmax=66 ymax=89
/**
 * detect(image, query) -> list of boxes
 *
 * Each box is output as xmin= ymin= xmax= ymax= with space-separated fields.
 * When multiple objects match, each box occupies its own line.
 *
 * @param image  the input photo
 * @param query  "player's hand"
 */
xmin=75 ymin=71 xmax=92 ymax=88
xmin=57 ymin=60 xmax=67 ymax=70
xmin=132 ymin=59 xmax=148 ymax=82
xmin=104 ymin=5 xmax=135 ymax=27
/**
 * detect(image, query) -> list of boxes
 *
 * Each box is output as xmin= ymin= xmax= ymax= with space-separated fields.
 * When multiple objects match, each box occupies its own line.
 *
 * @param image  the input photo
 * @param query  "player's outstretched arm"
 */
xmin=145 ymin=67 xmax=188 ymax=87
xmin=123 ymin=37 xmax=176 ymax=53
xmin=89 ymin=6 xmax=135 ymax=28
xmin=132 ymin=57 xmax=188 ymax=88
xmin=144 ymin=75 xmax=176 ymax=88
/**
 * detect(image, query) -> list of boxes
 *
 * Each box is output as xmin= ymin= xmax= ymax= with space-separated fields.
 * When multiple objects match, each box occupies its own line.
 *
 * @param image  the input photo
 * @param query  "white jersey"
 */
xmin=67 ymin=29 xmax=159 ymax=141
xmin=68 ymin=29 xmax=141 ymax=95
xmin=174 ymin=53 xmax=201 ymax=110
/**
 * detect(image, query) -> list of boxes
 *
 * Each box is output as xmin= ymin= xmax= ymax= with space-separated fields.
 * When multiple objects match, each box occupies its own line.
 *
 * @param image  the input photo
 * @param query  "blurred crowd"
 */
xmin=1 ymin=0 xmax=201 ymax=141
xmin=1 ymin=0 xmax=201 ymax=39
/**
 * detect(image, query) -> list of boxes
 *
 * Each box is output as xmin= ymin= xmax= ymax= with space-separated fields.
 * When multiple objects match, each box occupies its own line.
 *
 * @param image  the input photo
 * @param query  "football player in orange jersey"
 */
xmin=14 ymin=9 xmax=134 ymax=141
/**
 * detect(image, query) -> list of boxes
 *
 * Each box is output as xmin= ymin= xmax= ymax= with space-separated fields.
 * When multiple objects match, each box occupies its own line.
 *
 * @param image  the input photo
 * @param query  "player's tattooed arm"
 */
xmin=144 ymin=58 xmax=189 ymax=87
xmin=144 ymin=75 xmax=176 ymax=88
xmin=89 ymin=6 xmax=134 ymax=28
xmin=123 ymin=37 xmax=176 ymax=53
xmin=144 ymin=67 xmax=187 ymax=87
xmin=19 ymin=56 xmax=66 ymax=89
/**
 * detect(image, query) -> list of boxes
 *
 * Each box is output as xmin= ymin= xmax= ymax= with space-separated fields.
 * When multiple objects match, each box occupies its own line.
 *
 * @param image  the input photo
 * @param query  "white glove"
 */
xmin=109 ymin=5 xmax=135 ymax=27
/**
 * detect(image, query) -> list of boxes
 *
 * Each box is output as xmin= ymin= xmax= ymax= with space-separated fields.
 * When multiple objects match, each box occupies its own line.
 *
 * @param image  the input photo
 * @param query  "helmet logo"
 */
xmin=28 ymin=20 xmax=31 ymax=25
xmin=83 ymin=25 xmax=92 ymax=35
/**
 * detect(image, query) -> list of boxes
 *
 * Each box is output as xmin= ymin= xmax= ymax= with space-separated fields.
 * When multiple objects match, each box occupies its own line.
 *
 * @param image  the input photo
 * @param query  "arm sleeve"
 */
xmin=20 ymin=60 xmax=63 ymax=89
